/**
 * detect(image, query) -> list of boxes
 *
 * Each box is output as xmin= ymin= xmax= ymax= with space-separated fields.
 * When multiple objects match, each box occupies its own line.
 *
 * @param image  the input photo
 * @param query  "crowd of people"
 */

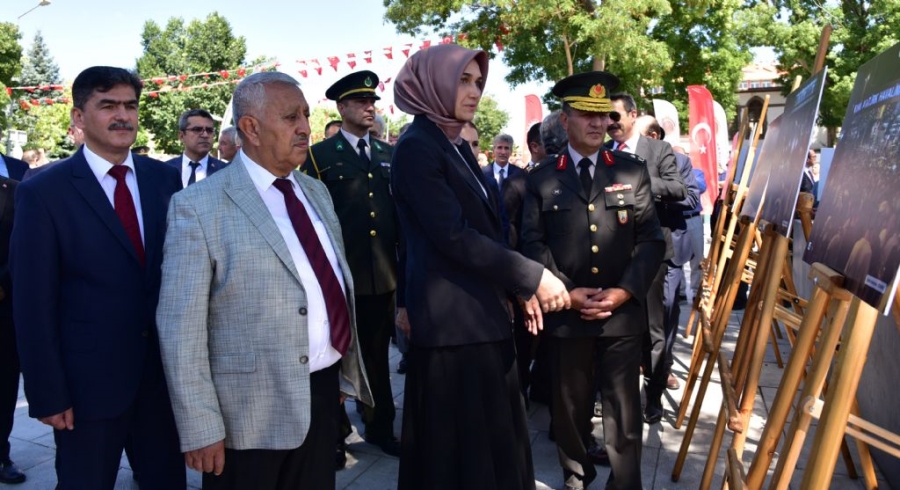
xmin=0 ymin=42 xmax=715 ymax=490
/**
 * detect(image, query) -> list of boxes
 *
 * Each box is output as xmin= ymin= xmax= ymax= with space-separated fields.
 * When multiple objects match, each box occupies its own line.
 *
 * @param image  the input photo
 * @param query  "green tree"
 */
xmin=650 ymin=0 xmax=755 ymax=124
xmin=473 ymin=96 xmax=509 ymax=151
xmin=12 ymin=31 xmax=66 ymax=156
xmin=385 ymin=1 xmax=679 ymax=108
xmin=136 ymin=12 xmax=249 ymax=154
xmin=18 ymin=31 xmax=60 ymax=86
xmin=0 ymin=23 xmax=22 ymax=86
xmin=758 ymin=0 xmax=900 ymax=144
xmin=383 ymin=113 xmax=410 ymax=141
xmin=309 ymin=106 xmax=340 ymax=143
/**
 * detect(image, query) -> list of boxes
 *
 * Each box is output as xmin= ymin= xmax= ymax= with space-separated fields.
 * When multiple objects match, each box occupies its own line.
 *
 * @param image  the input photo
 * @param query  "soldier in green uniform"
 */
xmin=302 ymin=70 xmax=401 ymax=459
xmin=521 ymin=71 xmax=665 ymax=490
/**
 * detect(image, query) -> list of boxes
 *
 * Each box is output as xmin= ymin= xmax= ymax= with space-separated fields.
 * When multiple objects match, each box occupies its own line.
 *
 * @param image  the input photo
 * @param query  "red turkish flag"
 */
xmin=327 ymin=56 xmax=340 ymax=71
xmin=524 ymin=94 xmax=542 ymax=128
xmin=364 ymin=50 xmax=373 ymax=63
xmin=347 ymin=53 xmax=356 ymax=69
xmin=384 ymin=46 xmax=393 ymax=60
xmin=688 ymin=85 xmax=718 ymax=214
xmin=402 ymin=43 xmax=412 ymax=57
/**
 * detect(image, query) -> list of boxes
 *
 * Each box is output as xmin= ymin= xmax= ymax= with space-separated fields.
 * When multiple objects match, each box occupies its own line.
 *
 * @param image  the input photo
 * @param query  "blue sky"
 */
xmin=10 ymin=0 xmax=550 ymax=140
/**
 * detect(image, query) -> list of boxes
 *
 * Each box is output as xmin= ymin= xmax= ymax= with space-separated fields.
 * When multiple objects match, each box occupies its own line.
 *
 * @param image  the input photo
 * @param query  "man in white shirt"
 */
xmin=156 ymin=72 xmax=371 ymax=490
xmin=166 ymin=109 xmax=227 ymax=186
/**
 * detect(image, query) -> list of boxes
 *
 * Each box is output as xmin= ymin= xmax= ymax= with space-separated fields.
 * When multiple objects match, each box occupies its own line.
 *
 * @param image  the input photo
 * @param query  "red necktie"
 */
xmin=272 ymin=178 xmax=351 ymax=355
xmin=108 ymin=165 xmax=145 ymax=266
xmin=618 ymin=142 xmax=628 ymax=151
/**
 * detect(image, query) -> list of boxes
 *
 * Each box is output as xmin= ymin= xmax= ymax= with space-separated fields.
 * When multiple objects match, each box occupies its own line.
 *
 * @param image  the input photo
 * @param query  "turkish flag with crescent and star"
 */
xmin=688 ymin=85 xmax=718 ymax=214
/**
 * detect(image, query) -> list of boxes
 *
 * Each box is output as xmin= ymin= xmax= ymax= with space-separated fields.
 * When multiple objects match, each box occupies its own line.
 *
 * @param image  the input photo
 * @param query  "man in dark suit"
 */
xmin=522 ymin=72 xmax=665 ymax=490
xmin=0 ymin=133 xmax=28 ymax=180
xmin=0 ymin=178 xmax=25 ymax=484
xmin=607 ymin=93 xmax=685 ymax=425
xmin=10 ymin=66 xmax=185 ymax=489
xmin=639 ymin=118 xmax=700 ymax=401
xmin=302 ymin=70 xmax=401 ymax=459
xmin=481 ymin=134 xmax=534 ymax=397
xmin=166 ymin=108 xmax=227 ymax=187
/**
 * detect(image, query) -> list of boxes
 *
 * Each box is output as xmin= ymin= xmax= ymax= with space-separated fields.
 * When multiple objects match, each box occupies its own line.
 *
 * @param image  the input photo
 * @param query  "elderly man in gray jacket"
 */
xmin=157 ymin=72 xmax=371 ymax=490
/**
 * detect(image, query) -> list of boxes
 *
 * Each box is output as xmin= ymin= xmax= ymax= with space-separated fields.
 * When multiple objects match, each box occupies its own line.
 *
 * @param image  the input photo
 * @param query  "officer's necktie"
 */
xmin=108 ymin=165 xmax=145 ymax=266
xmin=272 ymin=178 xmax=351 ymax=355
xmin=578 ymin=158 xmax=593 ymax=197
xmin=357 ymin=139 xmax=371 ymax=167
xmin=187 ymin=161 xmax=200 ymax=186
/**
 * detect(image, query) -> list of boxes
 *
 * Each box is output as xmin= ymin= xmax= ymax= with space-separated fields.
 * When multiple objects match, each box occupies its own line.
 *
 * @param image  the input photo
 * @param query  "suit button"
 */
xmin=141 ymin=330 xmax=149 ymax=338
xmin=552 ymin=205 xmax=558 ymax=210
xmin=339 ymin=175 xmax=344 ymax=180
xmin=588 ymin=204 xmax=596 ymax=211
xmin=368 ymin=192 xmax=374 ymax=198
xmin=370 ymin=230 xmax=377 ymax=237
xmin=370 ymin=211 xmax=376 ymax=218
xmin=300 ymin=356 xmax=309 ymax=364
xmin=591 ymin=267 xmax=599 ymax=274
xmin=618 ymin=200 xmax=625 ymax=205
xmin=590 ymin=224 xmax=598 ymax=232
xmin=368 ymin=173 xmax=373 ymax=179
xmin=591 ymin=245 xmax=599 ymax=253
xmin=299 ymin=307 xmax=308 ymax=315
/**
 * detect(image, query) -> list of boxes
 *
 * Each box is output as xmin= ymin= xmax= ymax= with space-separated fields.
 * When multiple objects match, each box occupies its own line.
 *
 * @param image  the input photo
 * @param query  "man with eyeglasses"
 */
xmin=166 ymin=109 xmax=227 ymax=187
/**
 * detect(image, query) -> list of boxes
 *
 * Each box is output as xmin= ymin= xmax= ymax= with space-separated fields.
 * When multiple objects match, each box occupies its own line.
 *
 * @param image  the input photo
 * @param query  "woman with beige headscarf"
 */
xmin=391 ymin=44 xmax=568 ymax=489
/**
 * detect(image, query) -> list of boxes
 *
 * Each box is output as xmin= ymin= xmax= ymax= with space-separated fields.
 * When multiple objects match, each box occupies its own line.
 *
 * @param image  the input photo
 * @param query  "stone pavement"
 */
xmin=3 ymin=307 xmax=891 ymax=489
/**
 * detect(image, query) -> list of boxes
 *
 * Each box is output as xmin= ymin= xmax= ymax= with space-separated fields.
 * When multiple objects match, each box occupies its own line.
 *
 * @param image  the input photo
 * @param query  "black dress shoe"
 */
xmin=0 ymin=459 xmax=26 ymax=484
xmin=365 ymin=435 xmax=401 ymax=457
xmin=586 ymin=442 xmax=610 ymax=466
xmin=643 ymin=404 xmax=664 ymax=424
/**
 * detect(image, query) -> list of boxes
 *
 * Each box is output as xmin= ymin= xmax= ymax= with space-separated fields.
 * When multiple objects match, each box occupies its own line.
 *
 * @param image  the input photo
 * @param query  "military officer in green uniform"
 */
xmin=521 ymin=71 xmax=665 ymax=490
xmin=303 ymin=70 xmax=400 ymax=458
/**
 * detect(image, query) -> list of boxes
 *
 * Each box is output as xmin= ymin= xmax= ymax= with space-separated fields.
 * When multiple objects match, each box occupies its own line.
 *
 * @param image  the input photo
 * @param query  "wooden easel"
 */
xmin=763 ymin=290 xmax=900 ymax=489
xmin=739 ymin=263 xmax=879 ymax=488
xmin=674 ymin=104 xmax=769 ymax=432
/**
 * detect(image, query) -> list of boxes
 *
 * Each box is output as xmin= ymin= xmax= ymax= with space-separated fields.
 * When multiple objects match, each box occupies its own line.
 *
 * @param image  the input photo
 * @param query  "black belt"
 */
xmin=683 ymin=211 xmax=701 ymax=218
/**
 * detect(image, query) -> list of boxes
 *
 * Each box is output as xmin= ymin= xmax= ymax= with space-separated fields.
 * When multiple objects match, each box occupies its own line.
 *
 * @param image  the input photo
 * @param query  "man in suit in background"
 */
xmin=0 ymin=178 xmax=24 ymax=484
xmin=217 ymin=126 xmax=240 ymax=162
xmin=0 ymin=131 xmax=28 ymax=181
xmin=607 ymin=93 xmax=685 ymax=425
xmin=166 ymin=109 xmax=227 ymax=187
xmin=157 ymin=72 xmax=371 ymax=489
xmin=522 ymin=72 xmax=665 ymax=490
xmin=639 ymin=117 xmax=700 ymax=401
xmin=11 ymin=66 xmax=185 ymax=489
xmin=303 ymin=70 xmax=400 ymax=460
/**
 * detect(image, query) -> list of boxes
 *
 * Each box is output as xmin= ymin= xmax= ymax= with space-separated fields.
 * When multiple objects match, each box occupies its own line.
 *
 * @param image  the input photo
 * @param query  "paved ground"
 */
xmin=3 ymin=307 xmax=891 ymax=489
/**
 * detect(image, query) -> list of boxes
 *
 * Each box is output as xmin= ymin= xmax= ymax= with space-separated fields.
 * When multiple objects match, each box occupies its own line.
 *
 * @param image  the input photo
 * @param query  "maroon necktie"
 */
xmin=108 ymin=165 xmax=145 ymax=266
xmin=272 ymin=178 xmax=351 ymax=355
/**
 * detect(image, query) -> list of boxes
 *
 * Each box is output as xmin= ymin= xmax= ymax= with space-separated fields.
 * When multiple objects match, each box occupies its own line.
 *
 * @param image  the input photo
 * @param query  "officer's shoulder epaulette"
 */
xmin=529 ymin=154 xmax=561 ymax=176
xmin=611 ymin=150 xmax=646 ymax=166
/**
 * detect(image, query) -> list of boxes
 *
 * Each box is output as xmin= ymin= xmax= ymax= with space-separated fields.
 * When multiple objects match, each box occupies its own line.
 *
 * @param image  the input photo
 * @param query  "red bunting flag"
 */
xmin=402 ymin=43 xmax=412 ymax=58
xmin=347 ymin=53 xmax=357 ymax=69
xmin=299 ymin=70 xmax=308 ymax=78
xmin=687 ymin=85 xmax=718 ymax=214
xmin=384 ymin=46 xmax=393 ymax=60
xmin=364 ymin=50 xmax=373 ymax=63
xmin=220 ymin=70 xmax=230 ymax=79
xmin=327 ymin=56 xmax=340 ymax=71
xmin=441 ymin=36 xmax=452 ymax=45
xmin=420 ymin=40 xmax=431 ymax=50
xmin=457 ymin=33 xmax=468 ymax=42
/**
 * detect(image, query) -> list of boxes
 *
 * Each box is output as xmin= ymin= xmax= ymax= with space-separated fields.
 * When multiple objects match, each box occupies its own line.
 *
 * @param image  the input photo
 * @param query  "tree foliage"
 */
xmin=473 ymin=96 xmax=509 ymax=151
xmin=309 ymin=106 xmax=340 ymax=143
xmin=744 ymin=0 xmax=900 ymax=143
xmin=136 ymin=12 xmax=248 ymax=154
xmin=0 ymin=23 xmax=21 ymax=86
xmin=11 ymin=31 xmax=66 ymax=156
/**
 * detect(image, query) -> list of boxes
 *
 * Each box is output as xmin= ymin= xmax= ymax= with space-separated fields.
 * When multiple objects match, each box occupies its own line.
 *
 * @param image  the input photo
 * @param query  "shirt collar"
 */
xmin=239 ymin=150 xmax=300 ymax=194
xmin=617 ymin=134 xmax=640 ymax=152
xmin=83 ymin=144 xmax=136 ymax=181
xmin=340 ymin=128 xmax=370 ymax=151
xmin=183 ymin=154 xmax=209 ymax=167
xmin=567 ymin=144 xmax=599 ymax=166
xmin=493 ymin=162 xmax=509 ymax=174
